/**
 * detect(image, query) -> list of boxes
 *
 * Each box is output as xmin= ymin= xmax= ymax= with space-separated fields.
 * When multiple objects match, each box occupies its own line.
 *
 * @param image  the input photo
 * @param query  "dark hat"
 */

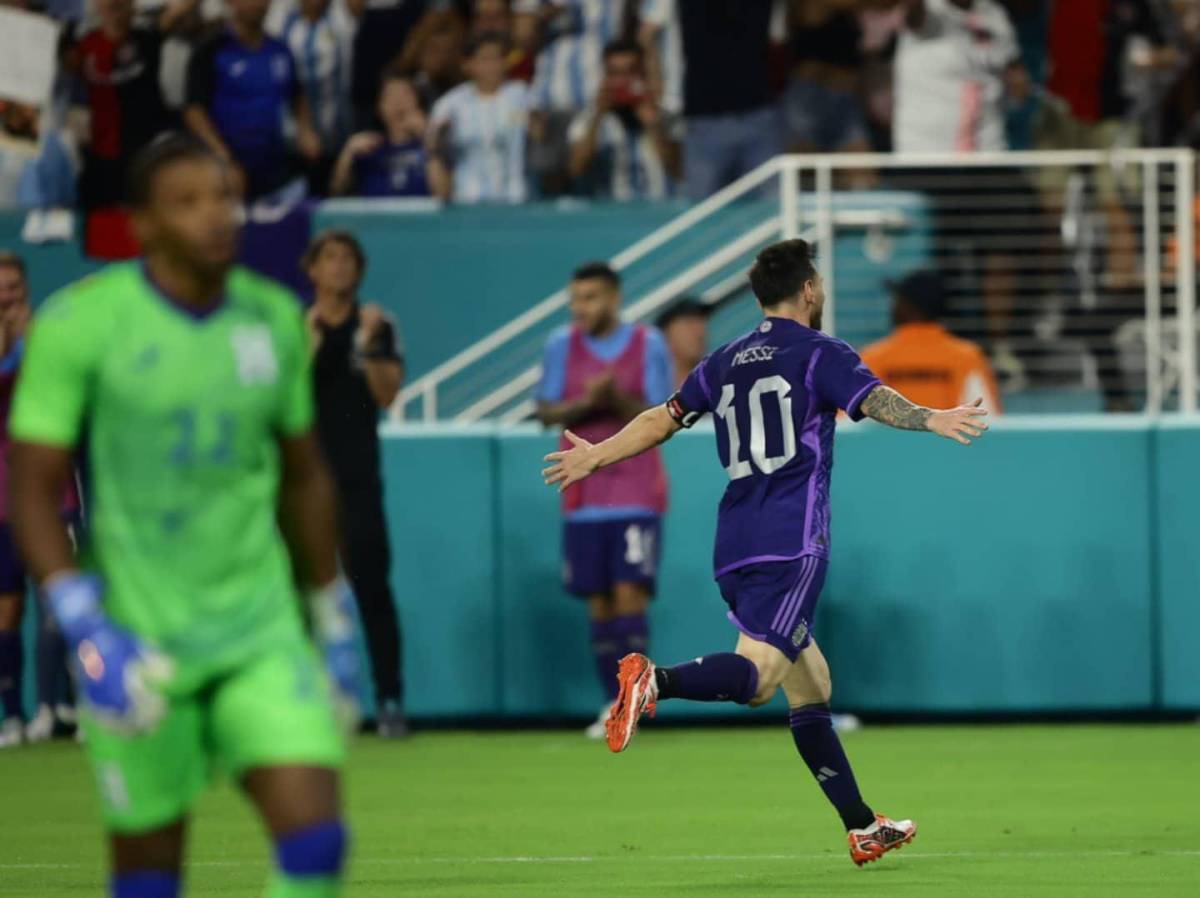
xmin=886 ymin=270 xmax=947 ymax=320
xmin=655 ymin=298 xmax=712 ymax=330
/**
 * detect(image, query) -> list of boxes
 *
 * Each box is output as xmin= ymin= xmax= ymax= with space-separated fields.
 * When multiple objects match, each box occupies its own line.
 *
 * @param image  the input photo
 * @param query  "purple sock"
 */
xmin=612 ymin=612 xmax=649 ymax=656
xmin=0 ymin=630 xmax=22 ymax=720
xmin=111 ymin=871 xmax=179 ymax=898
xmin=589 ymin=620 xmax=622 ymax=701
xmin=789 ymin=704 xmax=874 ymax=830
xmin=654 ymin=653 xmax=758 ymax=704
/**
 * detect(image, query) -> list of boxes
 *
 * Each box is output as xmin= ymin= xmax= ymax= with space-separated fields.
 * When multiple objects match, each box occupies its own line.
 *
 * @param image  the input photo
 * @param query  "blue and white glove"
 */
xmin=45 ymin=573 xmax=174 ymax=734
xmin=309 ymin=578 xmax=363 ymax=731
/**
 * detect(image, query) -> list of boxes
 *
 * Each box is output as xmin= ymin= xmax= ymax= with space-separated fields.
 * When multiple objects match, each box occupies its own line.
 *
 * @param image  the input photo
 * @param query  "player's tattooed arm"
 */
xmin=860 ymin=385 xmax=932 ymax=431
xmin=861 ymin=385 xmax=990 ymax=446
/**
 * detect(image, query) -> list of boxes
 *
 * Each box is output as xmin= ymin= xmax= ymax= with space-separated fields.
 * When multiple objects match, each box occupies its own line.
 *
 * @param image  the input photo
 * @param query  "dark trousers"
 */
xmin=338 ymin=481 xmax=403 ymax=705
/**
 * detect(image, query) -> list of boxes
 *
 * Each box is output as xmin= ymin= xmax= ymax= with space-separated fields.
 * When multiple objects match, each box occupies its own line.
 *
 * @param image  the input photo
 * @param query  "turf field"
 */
xmin=2 ymin=724 xmax=1198 ymax=897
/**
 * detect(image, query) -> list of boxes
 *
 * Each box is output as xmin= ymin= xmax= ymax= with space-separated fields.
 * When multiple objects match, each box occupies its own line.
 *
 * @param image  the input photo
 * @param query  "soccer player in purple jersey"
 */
xmin=542 ymin=238 xmax=988 ymax=866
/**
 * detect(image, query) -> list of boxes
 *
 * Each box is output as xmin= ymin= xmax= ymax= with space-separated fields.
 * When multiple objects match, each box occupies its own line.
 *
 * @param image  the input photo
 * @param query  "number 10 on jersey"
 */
xmin=714 ymin=376 xmax=798 ymax=480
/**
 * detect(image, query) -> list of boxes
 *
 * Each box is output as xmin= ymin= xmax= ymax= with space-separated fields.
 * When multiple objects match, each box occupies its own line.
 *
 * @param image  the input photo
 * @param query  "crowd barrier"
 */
xmin=378 ymin=417 xmax=1197 ymax=718
xmin=17 ymin=417 xmax=1199 ymax=718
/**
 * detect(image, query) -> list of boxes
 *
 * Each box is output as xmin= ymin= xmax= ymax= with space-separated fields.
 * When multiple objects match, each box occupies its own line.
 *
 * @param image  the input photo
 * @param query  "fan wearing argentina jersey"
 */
xmin=543 ymin=238 xmax=988 ymax=867
xmin=9 ymin=135 xmax=358 ymax=898
xmin=429 ymin=32 xmax=530 ymax=205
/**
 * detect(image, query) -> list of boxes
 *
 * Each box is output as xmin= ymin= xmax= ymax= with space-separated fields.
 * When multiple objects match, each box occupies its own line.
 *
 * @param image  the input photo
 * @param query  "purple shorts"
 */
xmin=718 ymin=555 xmax=828 ymax=662
xmin=0 ymin=523 xmax=26 ymax=595
xmin=562 ymin=516 xmax=661 ymax=598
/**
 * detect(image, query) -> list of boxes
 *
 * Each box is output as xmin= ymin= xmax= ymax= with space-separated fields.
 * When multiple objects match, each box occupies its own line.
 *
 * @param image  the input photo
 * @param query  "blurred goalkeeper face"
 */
xmin=569 ymin=275 xmax=621 ymax=336
xmin=134 ymin=155 xmax=240 ymax=278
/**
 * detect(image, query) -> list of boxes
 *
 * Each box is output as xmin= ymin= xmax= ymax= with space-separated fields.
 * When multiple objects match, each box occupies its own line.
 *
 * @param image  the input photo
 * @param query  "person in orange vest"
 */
xmin=861 ymin=270 xmax=1002 ymax=414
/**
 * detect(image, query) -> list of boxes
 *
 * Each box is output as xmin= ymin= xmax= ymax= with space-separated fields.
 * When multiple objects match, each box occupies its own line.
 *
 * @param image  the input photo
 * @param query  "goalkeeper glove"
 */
xmin=309 ymin=577 xmax=363 ymax=731
xmin=44 ymin=572 xmax=174 ymax=733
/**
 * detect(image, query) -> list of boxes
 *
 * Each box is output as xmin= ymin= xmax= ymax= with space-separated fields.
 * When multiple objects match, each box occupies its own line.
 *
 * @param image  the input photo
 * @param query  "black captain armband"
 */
xmin=666 ymin=393 xmax=702 ymax=428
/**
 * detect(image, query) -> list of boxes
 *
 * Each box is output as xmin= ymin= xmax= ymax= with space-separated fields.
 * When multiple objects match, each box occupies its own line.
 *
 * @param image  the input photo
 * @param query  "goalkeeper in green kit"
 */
xmin=9 ymin=134 xmax=360 ymax=898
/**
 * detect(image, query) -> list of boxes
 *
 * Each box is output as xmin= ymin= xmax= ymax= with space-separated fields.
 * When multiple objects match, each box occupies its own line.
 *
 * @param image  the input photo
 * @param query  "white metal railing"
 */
xmin=393 ymin=148 xmax=1197 ymax=422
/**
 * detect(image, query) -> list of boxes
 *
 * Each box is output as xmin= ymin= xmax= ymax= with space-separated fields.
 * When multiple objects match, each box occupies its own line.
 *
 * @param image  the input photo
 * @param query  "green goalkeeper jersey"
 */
xmin=11 ymin=262 xmax=313 ymax=686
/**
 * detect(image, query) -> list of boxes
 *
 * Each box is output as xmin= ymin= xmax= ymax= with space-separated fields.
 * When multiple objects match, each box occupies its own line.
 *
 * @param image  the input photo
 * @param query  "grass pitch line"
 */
xmin=4 ymin=849 xmax=1199 ymax=872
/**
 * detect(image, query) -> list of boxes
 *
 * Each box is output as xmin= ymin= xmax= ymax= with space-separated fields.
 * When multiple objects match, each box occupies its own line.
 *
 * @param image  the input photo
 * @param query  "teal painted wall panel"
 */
xmin=1154 ymin=425 xmax=1200 ymax=709
xmin=0 ymin=213 xmax=101 ymax=306
xmin=429 ymin=425 xmax=1161 ymax=716
xmin=823 ymin=426 xmax=1155 ymax=711
xmin=493 ymin=432 xmax=594 ymax=715
xmin=381 ymin=434 xmax=500 ymax=715
xmin=11 ymin=423 xmax=1193 ymax=721
xmin=313 ymin=204 xmax=681 ymax=386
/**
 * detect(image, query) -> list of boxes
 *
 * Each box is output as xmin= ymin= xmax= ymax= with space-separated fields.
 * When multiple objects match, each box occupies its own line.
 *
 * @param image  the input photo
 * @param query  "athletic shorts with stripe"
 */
xmin=717 ymin=556 xmax=828 ymax=662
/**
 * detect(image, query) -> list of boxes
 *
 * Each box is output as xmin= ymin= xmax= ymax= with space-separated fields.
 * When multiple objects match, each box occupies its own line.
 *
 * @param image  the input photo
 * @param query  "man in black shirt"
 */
xmin=304 ymin=230 xmax=407 ymax=738
xmin=673 ymin=0 xmax=782 ymax=199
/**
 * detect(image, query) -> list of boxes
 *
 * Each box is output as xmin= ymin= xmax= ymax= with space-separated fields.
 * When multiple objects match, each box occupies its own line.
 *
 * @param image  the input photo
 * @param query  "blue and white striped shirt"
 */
xmin=268 ymin=0 xmax=357 ymax=150
xmin=430 ymin=81 xmax=529 ymax=204
xmin=639 ymin=0 xmax=682 ymax=114
xmin=515 ymin=0 xmax=628 ymax=112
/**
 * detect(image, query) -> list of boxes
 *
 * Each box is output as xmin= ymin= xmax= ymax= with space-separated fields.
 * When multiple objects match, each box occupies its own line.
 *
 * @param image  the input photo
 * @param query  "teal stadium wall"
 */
xmin=26 ymin=420 xmax=1188 ymax=719
xmin=378 ymin=419 xmax=1198 ymax=719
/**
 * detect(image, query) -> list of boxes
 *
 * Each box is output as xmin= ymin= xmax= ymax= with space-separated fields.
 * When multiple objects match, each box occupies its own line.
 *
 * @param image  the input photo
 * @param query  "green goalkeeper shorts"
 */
xmin=81 ymin=640 xmax=345 ymax=833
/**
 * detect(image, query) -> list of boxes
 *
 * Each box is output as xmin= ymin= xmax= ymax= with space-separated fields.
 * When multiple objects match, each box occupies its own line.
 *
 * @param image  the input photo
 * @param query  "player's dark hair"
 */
xmin=127 ymin=132 xmax=224 ymax=209
xmin=603 ymin=38 xmax=643 ymax=62
xmin=466 ymin=30 xmax=509 ymax=58
xmin=0 ymin=250 xmax=27 ymax=280
xmin=303 ymin=229 xmax=367 ymax=280
xmin=748 ymin=239 xmax=818 ymax=308
xmin=571 ymin=261 xmax=620 ymax=289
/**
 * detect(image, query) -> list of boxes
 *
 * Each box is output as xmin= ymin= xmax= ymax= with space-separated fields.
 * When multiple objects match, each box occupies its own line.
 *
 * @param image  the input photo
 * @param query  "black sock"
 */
xmin=789 ymin=703 xmax=875 ymax=831
xmin=653 ymin=654 xmax=759 ymax=703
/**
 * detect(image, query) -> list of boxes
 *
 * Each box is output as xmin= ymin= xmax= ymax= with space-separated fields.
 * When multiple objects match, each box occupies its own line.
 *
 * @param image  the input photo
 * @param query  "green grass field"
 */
xmin=2 ymin=724 xmax=1198 ymax=897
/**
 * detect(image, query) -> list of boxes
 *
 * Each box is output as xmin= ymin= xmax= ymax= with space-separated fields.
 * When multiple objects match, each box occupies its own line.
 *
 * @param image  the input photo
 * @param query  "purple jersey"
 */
xmin=667 ymin=317 xmax=880 ymax=578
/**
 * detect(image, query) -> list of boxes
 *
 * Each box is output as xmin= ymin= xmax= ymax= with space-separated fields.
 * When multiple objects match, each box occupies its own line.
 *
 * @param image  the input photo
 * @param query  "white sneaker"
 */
xmin=55 ymin=703 xmax=78 ymax=727
xmin=0 ymin=717 xmax=24 ymax=748
xmin=832 ymin=714 xmax=862 ymax=733
xmin=26 ymin=705 xmax=55 ymax=743
xmin=584 ymin=701 xmax=616 ymax=740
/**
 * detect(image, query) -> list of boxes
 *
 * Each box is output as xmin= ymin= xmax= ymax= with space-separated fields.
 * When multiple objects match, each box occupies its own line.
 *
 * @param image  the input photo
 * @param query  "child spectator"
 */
xmin=331 ymin=70 xmax=432 ymax=196
xmin=428 ymin=31 xmax=529 ymax=204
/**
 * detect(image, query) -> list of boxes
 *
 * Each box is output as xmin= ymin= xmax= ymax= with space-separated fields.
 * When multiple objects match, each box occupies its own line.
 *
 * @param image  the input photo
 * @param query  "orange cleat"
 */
xmin=848 ymin=814 xmax=917 ymax=866
xmin=605 ymin=653 xmax=658 ymax=753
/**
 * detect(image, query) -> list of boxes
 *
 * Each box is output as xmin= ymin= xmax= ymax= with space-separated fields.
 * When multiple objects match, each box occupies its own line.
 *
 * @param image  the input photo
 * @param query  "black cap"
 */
xmin=886 ymin=270 xmax=947 ymax=321
xmin=655 ymin=298 xmax=712 ymax=330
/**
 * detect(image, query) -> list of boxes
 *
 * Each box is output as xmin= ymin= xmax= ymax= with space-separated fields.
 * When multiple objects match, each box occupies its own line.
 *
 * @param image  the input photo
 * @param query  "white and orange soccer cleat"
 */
xmin=605 ymin=653 xmax=658 ymax=753
xmin=847 ymin=814 xmax=917 ymax=866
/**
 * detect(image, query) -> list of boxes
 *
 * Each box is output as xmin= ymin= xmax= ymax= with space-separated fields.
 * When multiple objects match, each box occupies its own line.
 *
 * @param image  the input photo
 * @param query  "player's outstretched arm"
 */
xmin=859 ymin=385 xmax=989 ymax=446
xmin=543 ymin=404 xmax=681 ymax=492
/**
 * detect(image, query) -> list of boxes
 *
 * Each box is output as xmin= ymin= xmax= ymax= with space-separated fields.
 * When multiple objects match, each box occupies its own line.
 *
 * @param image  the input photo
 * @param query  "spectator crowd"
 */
xmin=2 ymin=0 xmax=1199 ymax=216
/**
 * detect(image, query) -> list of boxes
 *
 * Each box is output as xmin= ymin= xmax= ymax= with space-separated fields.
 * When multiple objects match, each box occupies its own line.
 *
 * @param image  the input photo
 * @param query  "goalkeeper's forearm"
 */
xmin=9 ymin=441 xmax=77 ymax=585
xmin=588 ymin=405 xmax=681 ymax=471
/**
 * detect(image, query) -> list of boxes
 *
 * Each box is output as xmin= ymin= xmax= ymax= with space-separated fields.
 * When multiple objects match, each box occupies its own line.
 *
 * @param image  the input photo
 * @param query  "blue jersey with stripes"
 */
xmin=668 ymin=317 xmax=880 ymax=578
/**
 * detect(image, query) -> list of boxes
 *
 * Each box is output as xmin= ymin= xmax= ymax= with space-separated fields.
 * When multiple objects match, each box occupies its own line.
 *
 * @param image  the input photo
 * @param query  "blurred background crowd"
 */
xmin=1 ymin=0 xmax=1198 ymax=216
